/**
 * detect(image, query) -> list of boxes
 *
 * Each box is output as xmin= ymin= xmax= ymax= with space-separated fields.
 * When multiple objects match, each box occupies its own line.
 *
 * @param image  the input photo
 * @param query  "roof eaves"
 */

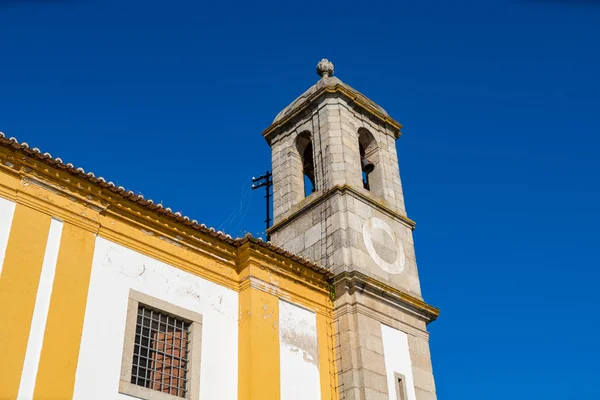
xmin=0 ymin=133 xmax=237 ymax=241
xmin=261 ymin=84 xmax=402 ymax=144
xmin=0 ymin=133 xmax=329 ymax=275
xmin=0 ymin=132 xmax=331 ymax=277
xmin=234 ymin=234 xmax=332 ymax=278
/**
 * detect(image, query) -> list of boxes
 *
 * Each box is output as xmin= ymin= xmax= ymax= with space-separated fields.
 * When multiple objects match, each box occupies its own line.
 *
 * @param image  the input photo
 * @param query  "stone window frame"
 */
xmin=119 ymin=289 xmax=203 ymax=400
xmin=394 ymin=372 xmax=409 ymax=400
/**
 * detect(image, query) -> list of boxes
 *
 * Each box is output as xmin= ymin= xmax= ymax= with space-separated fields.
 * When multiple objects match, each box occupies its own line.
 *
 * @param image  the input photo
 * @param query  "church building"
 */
xmin=0 ymin=59 xmax=439 ymax=400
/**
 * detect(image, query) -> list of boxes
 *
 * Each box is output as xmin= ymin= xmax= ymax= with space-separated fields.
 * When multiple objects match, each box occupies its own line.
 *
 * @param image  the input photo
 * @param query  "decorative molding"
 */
xmin=333 ymin=271 xmax=439 ymax=324
xmin=334 ymin=302 xmax=429 ymax=340
xmin=239 ymin=276 xmax=330 ymax=317
xmin=99 ymin=222 xmax=240 ymax=293
xmin=0 ymin=162 xmax=19 ymax=201
xmin=102 ymin=203 xmax=238 ymax=262
xmin=0 ymin=143 xmax=331 ymax=294
xmin=262 ymin=83 xmax=402 ymax=144
xmin=237 ymin=241 xmax=331 ymax=294
xmin=268 ymin=184 xmax=416 ymax=235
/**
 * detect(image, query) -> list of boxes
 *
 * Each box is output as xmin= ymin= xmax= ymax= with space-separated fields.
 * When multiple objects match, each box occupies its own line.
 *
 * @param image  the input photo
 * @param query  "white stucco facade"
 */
xmin=381 ymin=323 xmax=417 ymax=400
xmin=279 ymin=300 xmax=321 ymax=400
xmin=0 ymin=196 xmax=16 ymax=277
xmin=73 ymin=237 xmax=239 ymax=400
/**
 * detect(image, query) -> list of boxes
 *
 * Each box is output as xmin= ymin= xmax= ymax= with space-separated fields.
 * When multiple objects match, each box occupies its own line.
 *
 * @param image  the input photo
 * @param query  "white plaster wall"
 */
xmin=18 ymin=219 xmax=63 ymax=400
xmin=381 ymin=324 xmax=417 ymax=400
xmin=73 ymin=237 xmax=239 ymax=400
xmin=0 ymin=196 xmax=16 ymax=277
xmin=279 ymin=300 xmax=320 ymax=400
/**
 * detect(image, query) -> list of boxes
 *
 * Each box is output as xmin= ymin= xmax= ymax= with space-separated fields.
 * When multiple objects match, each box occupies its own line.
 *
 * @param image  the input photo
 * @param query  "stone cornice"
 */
xmin=236 ymin=241 xmax=331 ymax=292
xmin=3 ymin=147 xmax=239 ymax=262
xmin=268 ymin=184 xmax=416 ymax=235
xmin=0 ymin=142 xmax=330 ymax=283
xmin=236 ymin=242 xmax=332 ymax=313
xmin=333 ymin=271 xmax=440 ymax=324
xmin=262 ymin=84 xmax=402 ymax=144
xmin=334 ymin=302 xmax=430 ymax=339
xmin=239 ymin=276 xmax=330 ymax=317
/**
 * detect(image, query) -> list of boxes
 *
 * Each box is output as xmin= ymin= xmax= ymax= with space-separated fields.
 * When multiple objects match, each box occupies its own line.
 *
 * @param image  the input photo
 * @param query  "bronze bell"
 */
xmin=361 ymin=156 xmax=375 ymax=174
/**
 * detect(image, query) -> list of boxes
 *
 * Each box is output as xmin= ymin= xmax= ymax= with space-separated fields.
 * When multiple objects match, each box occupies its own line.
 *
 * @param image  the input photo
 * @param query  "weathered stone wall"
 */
xmin=269 ymin=188 xmax=422 ymax=299
xmin=333 ymin=280 xmax=437 ymax=400
xmin=271 ymin=95 xmax=407 ymax=224
xmin=266 ymin=70 xmax=438 ymax=400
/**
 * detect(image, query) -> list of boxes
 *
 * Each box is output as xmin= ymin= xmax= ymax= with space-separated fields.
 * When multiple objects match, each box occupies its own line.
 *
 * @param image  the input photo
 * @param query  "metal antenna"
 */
xmin=251 ymin=171 xmax=273 ymax=241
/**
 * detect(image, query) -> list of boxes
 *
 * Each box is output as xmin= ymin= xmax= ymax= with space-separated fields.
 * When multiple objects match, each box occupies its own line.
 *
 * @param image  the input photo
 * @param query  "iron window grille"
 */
xmin=131 ymin=305 xmax=191 ymax=398
xmin=119 ymin=290 xmax=202 ymax=400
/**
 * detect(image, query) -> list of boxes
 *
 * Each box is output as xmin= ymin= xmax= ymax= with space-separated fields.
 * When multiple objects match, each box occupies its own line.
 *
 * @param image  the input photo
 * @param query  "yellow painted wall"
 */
xmin=33 ymin=223 xmax=96 ymax=399
xmin=0 ymin=145 xmax=338 ymax=399
xmin=238 ymin=284 xmax=281 ymax=400
xmin=0 ymin=205 xmax=51 ymax=399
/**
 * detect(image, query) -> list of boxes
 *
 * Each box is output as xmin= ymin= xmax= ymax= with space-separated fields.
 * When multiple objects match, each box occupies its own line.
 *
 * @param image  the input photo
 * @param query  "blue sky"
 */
xmin=1 ymin=0 xmax=599 ymax=398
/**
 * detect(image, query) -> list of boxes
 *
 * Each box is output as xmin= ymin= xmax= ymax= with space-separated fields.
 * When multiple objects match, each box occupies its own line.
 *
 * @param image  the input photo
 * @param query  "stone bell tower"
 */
xmin=262 ymin=59 xmax=440 ymax=400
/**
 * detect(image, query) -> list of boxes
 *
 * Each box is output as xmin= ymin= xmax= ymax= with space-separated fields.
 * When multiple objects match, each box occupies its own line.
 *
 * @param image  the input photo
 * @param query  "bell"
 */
xmin=361 ymin=157 xmax=375 ymax=174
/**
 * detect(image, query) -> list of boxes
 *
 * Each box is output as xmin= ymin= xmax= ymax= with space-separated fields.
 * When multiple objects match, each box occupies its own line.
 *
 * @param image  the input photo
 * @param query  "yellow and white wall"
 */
xmin=74 ymin=237 xmax=239 ymax=399
xmin=0 ymin=143 xmax=337 ymax=400
xmin=0 ymin=197 xmax=97 ymax=399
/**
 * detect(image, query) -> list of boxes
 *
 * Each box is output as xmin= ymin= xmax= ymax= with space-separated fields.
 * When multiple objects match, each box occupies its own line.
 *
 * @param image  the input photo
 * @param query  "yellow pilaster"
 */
xmin=317 ymin=311 xmax=338 ymax=400
xmin=238 ymin=283 xmax=281 ymax=400
xmin=0 ymin=205 xmax=51 ymax=399
xmin=33 ymin=223 xmax=96 ymax=399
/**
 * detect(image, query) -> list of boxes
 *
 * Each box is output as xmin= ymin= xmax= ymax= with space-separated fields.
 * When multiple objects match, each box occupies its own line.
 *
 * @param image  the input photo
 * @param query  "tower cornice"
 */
xmin=262 ymin=83 xmax=402 ymax=145
xmin=333 ymin=271 xmax=440 ymax=324
xmin=267 ymin=184 xmax=416 ymax=236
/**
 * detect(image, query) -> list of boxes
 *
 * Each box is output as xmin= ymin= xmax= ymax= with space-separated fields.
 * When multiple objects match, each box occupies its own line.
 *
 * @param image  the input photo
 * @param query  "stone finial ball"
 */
xmin=316 ymin=58 xmax=334 ymax=77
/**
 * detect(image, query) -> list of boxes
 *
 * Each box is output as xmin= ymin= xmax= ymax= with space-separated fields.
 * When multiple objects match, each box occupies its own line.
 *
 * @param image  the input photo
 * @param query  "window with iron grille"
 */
xmin=132 ymin=305 xmax=190 ymax=397
xmin=120 ymin=290 xmax=202 ymax=400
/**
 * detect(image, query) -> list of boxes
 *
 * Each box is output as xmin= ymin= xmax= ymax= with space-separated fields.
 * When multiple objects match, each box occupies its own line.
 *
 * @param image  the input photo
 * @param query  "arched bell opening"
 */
xmin=358 ymin=128 xmax=382 ymax=196
xmin=296 ymin=131 xmax=316 ymax=198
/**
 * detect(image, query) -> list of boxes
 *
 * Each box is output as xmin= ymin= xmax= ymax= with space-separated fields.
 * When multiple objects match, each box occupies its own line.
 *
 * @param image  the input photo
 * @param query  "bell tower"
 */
xmin=262 ymin=60 xmax=440 ymax=400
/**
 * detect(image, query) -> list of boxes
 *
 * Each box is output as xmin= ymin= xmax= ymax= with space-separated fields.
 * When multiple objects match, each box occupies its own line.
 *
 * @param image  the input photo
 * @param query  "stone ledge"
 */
xmin=268 ymin=184 xmax=416 ymax=236
xmin=333 ymin=271 xmax=440 ymax=324
xmin=335 ymin=302 xmax=429 ymax=340
xmin=262 ymin=84 xmax=402 ymax=144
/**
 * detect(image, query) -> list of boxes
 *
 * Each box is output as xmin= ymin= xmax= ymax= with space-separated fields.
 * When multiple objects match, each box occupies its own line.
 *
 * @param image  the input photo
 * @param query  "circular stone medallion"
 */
xmin=362 ymin=217 xmax=406 ymax=274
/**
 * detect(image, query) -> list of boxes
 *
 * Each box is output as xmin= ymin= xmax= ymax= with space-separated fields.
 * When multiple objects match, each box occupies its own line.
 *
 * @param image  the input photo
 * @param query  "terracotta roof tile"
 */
xmin=0 ymin=132 xmax=331 ymax=278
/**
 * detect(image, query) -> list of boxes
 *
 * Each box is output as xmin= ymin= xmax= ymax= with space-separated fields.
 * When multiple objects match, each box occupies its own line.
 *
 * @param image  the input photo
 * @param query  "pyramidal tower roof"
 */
xmin=264 ymin=59 xmax=401 ymax=141
xmin=273 ymin=59 xmax=389 ymax=123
